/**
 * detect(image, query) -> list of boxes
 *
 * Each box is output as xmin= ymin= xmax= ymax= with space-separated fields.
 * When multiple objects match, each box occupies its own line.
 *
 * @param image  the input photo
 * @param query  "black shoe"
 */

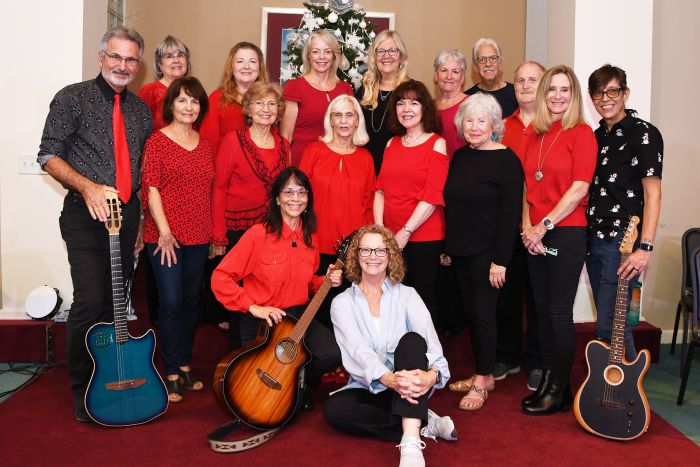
xmin=301 ymin=386 xmax=314 ymax=412
xmin=522 ymin=380 xmax=572 ymax=416
xmin=73 ymin=391 xmax=92 ymax=423
xmin=522 ymin=369 xmax=552 ymax=408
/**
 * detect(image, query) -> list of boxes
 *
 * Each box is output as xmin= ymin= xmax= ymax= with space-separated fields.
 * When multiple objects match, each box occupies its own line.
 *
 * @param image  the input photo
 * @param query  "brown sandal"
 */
xmin=458 ymin=385 xmax=488 ymax=411
xmin=449 ymin=376 xmax=495 ymax=393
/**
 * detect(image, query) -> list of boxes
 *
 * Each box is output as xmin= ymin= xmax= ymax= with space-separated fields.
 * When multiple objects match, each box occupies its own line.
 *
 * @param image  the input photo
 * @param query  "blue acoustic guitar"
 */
xmin=84 ymin=192 xmax=168 ymax=426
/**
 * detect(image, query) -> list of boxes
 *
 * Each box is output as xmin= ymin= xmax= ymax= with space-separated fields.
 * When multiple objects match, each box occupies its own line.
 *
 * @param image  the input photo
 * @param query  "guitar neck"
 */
xmin=109 ymin=233 xmax=129 ymax=343
xmin=289 ymin=259 xmax=344 ymax=343
xmin=609 ymin=252 xmax=630 ymax=364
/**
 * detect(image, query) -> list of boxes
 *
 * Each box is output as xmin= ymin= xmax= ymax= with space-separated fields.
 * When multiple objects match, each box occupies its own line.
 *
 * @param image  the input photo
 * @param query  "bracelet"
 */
xmin=402 ymin=225 xmax=413 ymax=234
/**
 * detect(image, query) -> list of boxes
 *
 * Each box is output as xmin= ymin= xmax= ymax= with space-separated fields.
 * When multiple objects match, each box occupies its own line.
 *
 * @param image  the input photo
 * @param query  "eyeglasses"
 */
xmin=310 ymin=49 xmax=334 ymax=57
xmin=591 ymin=87 xmax=624 ymax=100
xmin=103 ymin=52 xmax=140 ymax=67
xmin=475 ymin=55 xmax=500 ymax=65
xmin=376 ymin=47 xmax=399 ymax=57
xmin=280 ymin=189 xmax=309 ymax=198
xmin=163 ymin=51 xmax=186 ymax=61
xmin=358 ymin=247 xmax=388 ymax=257
xmin=252 ymin=100 xmax=278 ymax=110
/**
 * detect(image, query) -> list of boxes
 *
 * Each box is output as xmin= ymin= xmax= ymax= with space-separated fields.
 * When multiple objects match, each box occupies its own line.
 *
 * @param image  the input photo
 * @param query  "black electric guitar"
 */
xmin=574 ymin=216 xmax=651 ymax=440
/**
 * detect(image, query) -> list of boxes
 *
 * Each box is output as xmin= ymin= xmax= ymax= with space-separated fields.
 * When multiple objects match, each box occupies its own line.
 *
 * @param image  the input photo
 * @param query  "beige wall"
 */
xmin=125 ymin=0 xmax=526 ymax=95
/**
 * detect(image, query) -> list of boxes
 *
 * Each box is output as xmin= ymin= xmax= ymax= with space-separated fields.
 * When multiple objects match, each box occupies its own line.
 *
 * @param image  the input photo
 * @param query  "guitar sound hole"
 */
xmin=275 ymin=338 xmax=297 ymax=364
xmin=604 ymin=365 xmax=624 ymax=385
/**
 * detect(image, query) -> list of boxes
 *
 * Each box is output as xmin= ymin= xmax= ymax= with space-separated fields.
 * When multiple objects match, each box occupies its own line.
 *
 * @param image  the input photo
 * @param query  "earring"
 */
xmin=491 ymin=134 xmax=498 ymax=141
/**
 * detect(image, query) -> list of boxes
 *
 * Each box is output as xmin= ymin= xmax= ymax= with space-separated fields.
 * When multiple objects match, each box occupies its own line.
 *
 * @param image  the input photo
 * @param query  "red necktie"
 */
xmin=113 ymin=94 xmax=131 ymax=203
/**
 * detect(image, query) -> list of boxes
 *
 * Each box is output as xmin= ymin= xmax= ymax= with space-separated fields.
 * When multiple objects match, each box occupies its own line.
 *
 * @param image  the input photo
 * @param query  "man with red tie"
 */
xmin=38 ymin=27 xmax=152 ymax=422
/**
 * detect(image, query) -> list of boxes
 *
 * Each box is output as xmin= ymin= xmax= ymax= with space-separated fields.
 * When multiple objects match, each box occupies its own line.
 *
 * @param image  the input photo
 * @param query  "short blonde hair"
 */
xmin=533 ymin=65 xmax=587 ymax=134
xmin=321 ymin=95 xmax=369 ymax=146
xmin=301 ymin=30 xmax=342 ymax=81
xmin=241 ymin=81 xmax=285 ymax=126
xmin=344 ymin=225 xmax=405 ymax=285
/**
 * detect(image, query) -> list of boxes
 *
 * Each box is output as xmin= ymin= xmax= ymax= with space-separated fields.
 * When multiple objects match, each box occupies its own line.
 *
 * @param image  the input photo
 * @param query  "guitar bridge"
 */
xmin=256 ymin=369 xmax=282 ymax=390
xmin=104 ymin=378 xmax=146 ymax=391
xmin=596 ymin=398 xmax=624 ymax=410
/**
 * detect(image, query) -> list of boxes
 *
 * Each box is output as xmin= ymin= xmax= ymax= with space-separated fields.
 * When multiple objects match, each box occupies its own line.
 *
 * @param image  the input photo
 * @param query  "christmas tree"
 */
xmin=281 ymin=0 xmax=376 ymax=89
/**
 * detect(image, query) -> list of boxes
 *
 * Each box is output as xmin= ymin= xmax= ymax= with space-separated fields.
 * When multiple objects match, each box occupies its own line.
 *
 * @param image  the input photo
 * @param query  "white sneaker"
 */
xmin=396 ymin=436 xmax=426 ymax=467
xmin=420 ymin=409 xmax=458 ymax=441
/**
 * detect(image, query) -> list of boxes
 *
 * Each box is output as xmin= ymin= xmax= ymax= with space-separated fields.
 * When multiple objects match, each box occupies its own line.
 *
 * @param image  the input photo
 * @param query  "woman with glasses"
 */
xmin=211 ymin=167 xmax=343 ymax=408
xmin=280 ymin=30 xmax=353 ymax=166
xmin=465 ymin=38 xmax=518 ymax=118
xmin=324 ymin=225 xmax=455 ymax=467
xmin=207 ymin=82 xmax=290 ymax=341
xmin=138 ymin=35 xmax=191 ymax=131
xmin=356 ymin=30 xmax=409 ymax=175
xmin=200 ymin=42 xmax=269 ymax=152
xmin=375 ymin=80 xmax=449 ymax=327
xmin=520 ymin=65 xmax=596 ymax=415
xmin=585 ymin=64 xmax=663 ymax=362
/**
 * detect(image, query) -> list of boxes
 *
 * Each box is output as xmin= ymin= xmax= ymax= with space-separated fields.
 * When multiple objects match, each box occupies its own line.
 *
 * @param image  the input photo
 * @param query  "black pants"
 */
xmin=323 ymin=332 xmax=429 ymax=443
xmin=436 ymin=263 xmax=465 ymax=332
xmin=526 ymin=227 xmax=587 ymax=383
xmin=452 ymin=250 xmax=500 ymax=375
xmin=239 ymin=305 xmax=341 ymax=382
xmin=59 ymin=192 xmax=139 ymax=393
xmin=403 ymin=240 xmax=442 ymax=324
xmin=495 ymin=242 xmax=542 ymax=370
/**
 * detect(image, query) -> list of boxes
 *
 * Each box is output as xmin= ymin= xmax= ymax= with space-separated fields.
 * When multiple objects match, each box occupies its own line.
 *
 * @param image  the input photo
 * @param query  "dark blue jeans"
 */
xmin=146 ymin=243 xmax=208 ymax=375
xmin=586 ymin=232 xmax=638 ymax=360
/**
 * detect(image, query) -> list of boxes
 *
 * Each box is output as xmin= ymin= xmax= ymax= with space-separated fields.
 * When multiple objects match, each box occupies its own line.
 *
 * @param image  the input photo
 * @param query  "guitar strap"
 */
xmin=207 ymin=419 xmax=280 ymax=453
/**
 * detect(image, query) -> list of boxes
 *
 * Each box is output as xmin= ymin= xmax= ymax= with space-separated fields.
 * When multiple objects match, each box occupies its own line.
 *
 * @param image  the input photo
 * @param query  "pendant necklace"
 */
xmin=535 ymin=128 xmax=563 ymax=181
xmin=371 ymin=90 xmax=391 ymax=133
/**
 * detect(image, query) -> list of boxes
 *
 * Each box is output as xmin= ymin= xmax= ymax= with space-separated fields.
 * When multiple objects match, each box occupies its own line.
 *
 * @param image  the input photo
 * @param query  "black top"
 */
xmin=464 ymin=82 xmax=518 ymax=118
xmin=38 ymin=73 xmax=153 ymax=193
xmin=588 ymin=109 xmax=664 ymax=242
xmin=444 ymin=146 xmax=524 ymax=265
xmin=356 ymin=86 xmax=394 ymax=175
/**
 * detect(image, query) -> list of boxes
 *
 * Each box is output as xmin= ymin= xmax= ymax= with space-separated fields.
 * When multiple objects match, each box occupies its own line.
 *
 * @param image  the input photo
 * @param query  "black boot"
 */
xmin=522 ymin=369 xmax=552 ymax=408
xmin=522 ymin=379 xmax=572 ymax=416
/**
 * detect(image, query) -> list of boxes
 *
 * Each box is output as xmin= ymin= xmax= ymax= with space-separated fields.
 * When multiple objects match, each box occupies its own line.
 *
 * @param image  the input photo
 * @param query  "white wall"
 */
xmin=0 ymin=1 xmax=89 ymax=316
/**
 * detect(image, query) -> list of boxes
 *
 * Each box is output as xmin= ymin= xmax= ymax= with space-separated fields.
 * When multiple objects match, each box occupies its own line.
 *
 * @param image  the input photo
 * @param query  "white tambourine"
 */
xmin=25 ymin=285 xmax=63 ymax=320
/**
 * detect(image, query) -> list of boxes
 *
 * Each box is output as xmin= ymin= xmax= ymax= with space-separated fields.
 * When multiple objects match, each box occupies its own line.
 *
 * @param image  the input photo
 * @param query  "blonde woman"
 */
xmin=356 ymin=30 xmax=409 ymax=174
xmin=280 ymin=30 xmax=353 ymax=166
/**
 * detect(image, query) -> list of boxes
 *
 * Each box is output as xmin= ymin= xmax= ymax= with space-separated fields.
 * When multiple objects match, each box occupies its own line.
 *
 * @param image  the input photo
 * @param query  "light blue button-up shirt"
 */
xmin=330 ymin=279 xmax=450 ymax=394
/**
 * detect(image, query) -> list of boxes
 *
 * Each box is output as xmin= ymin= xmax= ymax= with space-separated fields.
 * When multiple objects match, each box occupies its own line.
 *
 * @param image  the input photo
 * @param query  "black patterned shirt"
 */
xmin=587 ymin=109 xmax=663 ymax=242
xmin=37 ymin=74 xmax=153 ymax=194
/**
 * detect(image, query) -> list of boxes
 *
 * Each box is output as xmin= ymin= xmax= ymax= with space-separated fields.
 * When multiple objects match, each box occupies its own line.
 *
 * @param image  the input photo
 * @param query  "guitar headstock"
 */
xmin=334 ymin=230 xmax=358 ymax=262
xmin=104 ymin=191 xmax=122 ymax=235
xmin=618 ymin=216 xmax=640 ymax=254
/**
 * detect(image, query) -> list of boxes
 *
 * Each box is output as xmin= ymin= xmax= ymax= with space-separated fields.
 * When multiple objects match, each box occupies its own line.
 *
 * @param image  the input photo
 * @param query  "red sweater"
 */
xmin=138 ymin=81 xmax=168 ymax=131
xmin=141 ymin=131 xmax=215 ymax=245
xmin=211 ymin=222 xmax=324 ymax=313
xmin=210 ymin=128 xmax=291 ymax=245
xmin=299 ymin=142 xmax=376 ymax=254
xmin=376 ymin=134 xmax=450 ymax=241
xmin=503 ymin=108 xmax=534 ymax=163
xmin=199 ymin=88 xmax=246 ymax=152
xmin=283 ymin=77 xmax=353 ymax=166
xmin=522 ymin=120 xmax=597 ymax=226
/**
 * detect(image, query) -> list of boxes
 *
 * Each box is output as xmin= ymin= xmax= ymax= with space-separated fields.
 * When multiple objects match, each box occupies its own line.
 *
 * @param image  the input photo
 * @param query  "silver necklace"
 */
xmin=535 ymin=128 xmax=563 ymax=181
xmin=370 ymin=91 xmax=391 ymax=133
xmin=379 ymin=90 xmax=391 ymax=101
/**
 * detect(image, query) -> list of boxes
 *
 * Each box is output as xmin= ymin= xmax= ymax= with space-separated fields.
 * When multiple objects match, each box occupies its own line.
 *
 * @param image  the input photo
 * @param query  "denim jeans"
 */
xmin=146 ymin=243 xmax=209 ymax=375
xmin=586 ymin=231 xmax=638 ymax=360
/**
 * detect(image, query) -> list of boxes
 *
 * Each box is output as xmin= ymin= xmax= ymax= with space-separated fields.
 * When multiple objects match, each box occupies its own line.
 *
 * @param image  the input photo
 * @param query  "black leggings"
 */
xmin=526 ymin=227 xmax=587 ymax=383
xmin=323 ymin=332 xmax=429 ymax=443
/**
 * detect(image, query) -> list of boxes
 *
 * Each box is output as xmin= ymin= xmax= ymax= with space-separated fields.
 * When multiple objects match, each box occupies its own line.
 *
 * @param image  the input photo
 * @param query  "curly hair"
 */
xmin=344 ymin=225 xmax=405 ymax=285
xmin=240 ymin=81 xmax=285 ymax=126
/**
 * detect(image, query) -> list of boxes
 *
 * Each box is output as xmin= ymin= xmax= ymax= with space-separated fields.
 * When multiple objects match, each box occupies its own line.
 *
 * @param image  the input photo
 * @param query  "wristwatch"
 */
xmin=639 ymin=242 xmax=654 ymax=252
xmin=542 ymin=217 xmax=555 ymax=231
xmin=402 ymin=225 xmax=413 ymax=234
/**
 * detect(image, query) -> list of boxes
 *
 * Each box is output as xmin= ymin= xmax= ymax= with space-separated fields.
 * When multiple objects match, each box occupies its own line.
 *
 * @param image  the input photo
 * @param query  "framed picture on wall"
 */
xmin=261 ymin=7 xmax=395 ymax=84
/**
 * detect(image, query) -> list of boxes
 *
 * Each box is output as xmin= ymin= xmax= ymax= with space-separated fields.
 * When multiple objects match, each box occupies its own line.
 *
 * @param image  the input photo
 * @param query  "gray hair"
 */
xmin=154 ymin=35 xmax=191 ymax=78
xmin=454 ymin=93 xmax=505 ymax=142
xmin=101 ymin=26 xmax=145 ymax=56
xmin=433 ymin=49 xmax=467 ymax=73
xmin=321 ymin=95 xmax=369 ymax=146
xmin=471 ymin=37 xmax=502 ymax=62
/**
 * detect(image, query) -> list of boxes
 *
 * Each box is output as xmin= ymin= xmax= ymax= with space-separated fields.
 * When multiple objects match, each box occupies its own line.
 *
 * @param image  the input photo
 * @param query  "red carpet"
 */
xmin=0 ymin=323 xmax=696 ymax=466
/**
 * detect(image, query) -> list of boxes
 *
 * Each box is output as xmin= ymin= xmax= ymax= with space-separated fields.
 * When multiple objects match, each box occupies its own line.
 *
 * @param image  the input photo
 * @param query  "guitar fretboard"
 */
xmin=109 ymin=233 xmax=128 ymax=344
xmin=609 ymin=252 xmax=630 ymax=364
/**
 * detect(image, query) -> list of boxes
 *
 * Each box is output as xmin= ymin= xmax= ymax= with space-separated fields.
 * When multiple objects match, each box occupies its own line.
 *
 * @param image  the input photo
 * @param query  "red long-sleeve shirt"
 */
xmin=199 ymin=88 xmax=245 ymax=152
xmin=138 ymin=81 xmax=168 ymax=131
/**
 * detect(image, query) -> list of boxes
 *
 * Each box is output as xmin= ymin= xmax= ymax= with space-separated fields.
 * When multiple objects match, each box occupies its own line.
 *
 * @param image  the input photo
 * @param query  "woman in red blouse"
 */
xmin=375 ymin=79 xmax=449 ymax=325
xmin=138 ymin=35 xmax=191 ymax=131
xmin=141 ymin=77 xmax=214 ymax=403
xmin=211 ymin=167 xmax=342 ymax=407
xmin=520 ymin=65 xmax=596 ymax=415
xmin=280 ymin=30 xmax=353 ymax=166
xmin=206 ymin=82 xmax=290 ymax=335
xmin=199 ymin=42 xmax=269 ymax=152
